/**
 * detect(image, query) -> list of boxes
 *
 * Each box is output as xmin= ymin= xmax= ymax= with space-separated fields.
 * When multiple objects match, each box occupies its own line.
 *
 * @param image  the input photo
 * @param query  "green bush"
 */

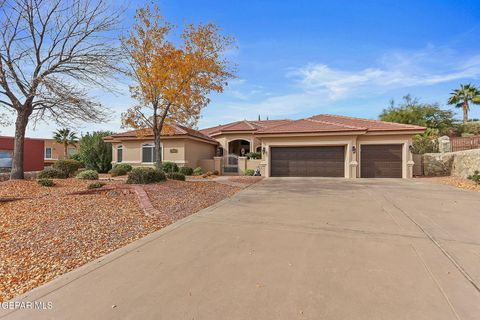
xmin=162 ymin=161 xmax=178 ymax=173
xmin=87 ymin=182 xmax=106 ymax=189
xmin=244 ymin=169 xmax=255 ymax=176
xmin=246 ymin=152 xmax=261 ymax=159
xmin=78 ymin=131 xmax=113 ymax=173
xmin=53 ymin=159 xmax=83 ymax=177
xmin=452 ymin=122 xmax=480 ymax=136
xmin=411 ymin=128 xmax=439 ymax=154
xmin=179 ymin=166 xmax=194 ymax=176
xmin=193 ymin=167 xmax=204 ymax=176
xmin=110 ymin=163 xmax=133 ymax=177
xmin=467 ymin=170 xmax=480 ymax=185
xmin=37 ymin=167 xmax=67 ymax=179
xmin=167 ymin=172 xmax=186 ymax=181
xmin=76 ymin=169 xmax=99 ymax=180
xmin=37 ymin=178 xmax=55 ymax=187
xmin=127 ymin=167 xmax=166 ymax=184
xmin=68 ymin=153 xmax=83 ymax=163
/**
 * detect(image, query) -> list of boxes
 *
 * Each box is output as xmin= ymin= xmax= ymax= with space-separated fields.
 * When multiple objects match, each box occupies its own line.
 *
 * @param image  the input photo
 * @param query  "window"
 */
xmin=117 ymin=145 xmax=123 ymax=163
xmin=0 ymin=150 xmax=12 ymax=168
xmin=45 ymin=147 xmax=52 ymax=159
xmin=142 ymin=144 xmax=161 ymax=163
xmin=68 ymin=147 xmax=77 ymax=157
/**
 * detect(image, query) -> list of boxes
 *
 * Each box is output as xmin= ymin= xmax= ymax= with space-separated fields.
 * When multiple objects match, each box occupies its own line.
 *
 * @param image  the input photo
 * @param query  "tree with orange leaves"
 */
xmin=122 ymin=5 xmax=235 ymax=169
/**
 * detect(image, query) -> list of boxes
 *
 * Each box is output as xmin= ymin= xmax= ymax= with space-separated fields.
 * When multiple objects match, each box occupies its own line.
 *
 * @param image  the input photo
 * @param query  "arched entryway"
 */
xmin=228 ymin=139 xmax=251 ymax=157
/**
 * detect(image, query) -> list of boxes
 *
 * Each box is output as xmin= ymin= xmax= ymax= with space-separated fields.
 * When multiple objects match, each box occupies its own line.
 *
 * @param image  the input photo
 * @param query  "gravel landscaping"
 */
xmin=0 ymin=179 xmax=242 ymax=302
xmin=417 ymin=176 xmax=480 ymax=192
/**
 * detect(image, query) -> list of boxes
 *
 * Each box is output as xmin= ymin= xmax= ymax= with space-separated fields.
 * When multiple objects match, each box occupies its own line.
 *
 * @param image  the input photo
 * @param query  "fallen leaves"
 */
xmin=145 ymin=180 xmax=240 ymax=221
xmin=418 ymin=176 xmax=480 ymax=192
xmin=0 ymin=179 xmax=242 ymax=302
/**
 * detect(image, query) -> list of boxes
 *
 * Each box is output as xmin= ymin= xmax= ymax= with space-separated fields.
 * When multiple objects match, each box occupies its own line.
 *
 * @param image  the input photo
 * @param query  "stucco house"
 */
xmin=104 ymin=114 xmax=425 ymax=178
xmin=43 ymin=139 xmax=79 ymax=166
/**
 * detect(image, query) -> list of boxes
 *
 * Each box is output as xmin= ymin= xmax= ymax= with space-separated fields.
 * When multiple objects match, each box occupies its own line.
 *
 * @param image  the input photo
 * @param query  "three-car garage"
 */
xmin=269 ymin=144 xmax=404 ymax=178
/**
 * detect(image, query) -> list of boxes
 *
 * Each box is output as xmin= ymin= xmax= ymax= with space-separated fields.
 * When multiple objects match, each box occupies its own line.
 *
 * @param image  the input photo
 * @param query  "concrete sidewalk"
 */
xmin=1 ymin=178 xmax=480 ymax=319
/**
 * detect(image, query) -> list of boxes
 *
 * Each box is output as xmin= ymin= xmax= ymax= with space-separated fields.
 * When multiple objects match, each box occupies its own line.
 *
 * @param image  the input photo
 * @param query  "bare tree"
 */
xmin=0 ymin=0 xmax=122 ymax=179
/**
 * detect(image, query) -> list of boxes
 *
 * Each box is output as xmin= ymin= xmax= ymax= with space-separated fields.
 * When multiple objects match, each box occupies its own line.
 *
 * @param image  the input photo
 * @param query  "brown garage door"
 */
xmin=270 ymin=146 xmax=345 ymax=177
xmin=360 ymin=144 xmax=402 ymax=178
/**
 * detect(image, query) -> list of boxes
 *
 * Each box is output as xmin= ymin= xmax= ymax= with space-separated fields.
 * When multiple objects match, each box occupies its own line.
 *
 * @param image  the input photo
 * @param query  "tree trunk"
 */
xmin=153 ymin=128 xmax=163 ymax=171
xmin=463 ymin=100 xmax=469 ymax=124
xmin=10 ymin=109 xmax=31 ymax=180
xmin=64 ymin=142 xmax=68 ymax=159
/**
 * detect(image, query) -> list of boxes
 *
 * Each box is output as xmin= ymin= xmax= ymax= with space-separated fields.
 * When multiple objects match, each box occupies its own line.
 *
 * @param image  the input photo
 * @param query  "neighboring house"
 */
xmin=43 ymin=139 xmax=79 ymax=166
xmin=0 ymin=136 xmax=44 ymax=172
xmin=105 ymin=114 xmax=425 ymax=178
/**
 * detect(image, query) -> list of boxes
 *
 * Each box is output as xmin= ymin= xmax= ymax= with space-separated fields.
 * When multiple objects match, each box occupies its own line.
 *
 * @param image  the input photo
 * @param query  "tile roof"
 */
xmin=256 ymin=114 xmax=425 ymax=134
xmin=104 ymin=123 xmax=217 ymax=143
xmin=309 ymin=114 xmax=426 ymax=132
xmin=200 ymin=120 xmax=292 ymax=135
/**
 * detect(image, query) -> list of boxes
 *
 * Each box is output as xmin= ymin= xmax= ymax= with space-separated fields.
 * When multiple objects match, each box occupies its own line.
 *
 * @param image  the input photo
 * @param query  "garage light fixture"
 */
xmin=409 ymin=145 xmax=415 ymax=153
xmin=352 ymin=146 xmax=356 ymax=154
xmin=262 ymin=147 xmax=267 ymax=155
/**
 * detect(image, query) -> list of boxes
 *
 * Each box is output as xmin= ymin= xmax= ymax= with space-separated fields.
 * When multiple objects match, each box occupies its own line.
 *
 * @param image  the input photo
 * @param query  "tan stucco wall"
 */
xmin=198 ymin=159 xmax=215 ymax=172
xmin=259 ymin=133 xmax=415 ymax=178
xmin=111 ymin=138 xmax=215 ymax=168
xmin=184 ymin=139 xmax=216 ymax=168
xmin=44 ymin=139 xmax=79 ymax=162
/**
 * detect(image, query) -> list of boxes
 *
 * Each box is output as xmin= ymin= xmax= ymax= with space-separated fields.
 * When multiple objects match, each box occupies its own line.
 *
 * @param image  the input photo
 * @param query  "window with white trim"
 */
xmin=117 ymin=145 xmax=123 ymax=163
xmin=45 ymin=147 xmax=52 ymax=159
xmin=142 ymin=144 xmax=160 ymax=163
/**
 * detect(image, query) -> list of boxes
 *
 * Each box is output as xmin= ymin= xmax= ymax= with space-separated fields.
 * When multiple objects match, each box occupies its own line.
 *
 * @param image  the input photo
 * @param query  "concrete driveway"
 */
xmin=2 ymin=178 xmax=480 ymax=320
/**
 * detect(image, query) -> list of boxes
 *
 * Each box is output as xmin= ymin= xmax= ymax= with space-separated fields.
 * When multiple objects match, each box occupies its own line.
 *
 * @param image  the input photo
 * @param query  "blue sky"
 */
xmin=4 ymin=0 xmax=480 ymax=137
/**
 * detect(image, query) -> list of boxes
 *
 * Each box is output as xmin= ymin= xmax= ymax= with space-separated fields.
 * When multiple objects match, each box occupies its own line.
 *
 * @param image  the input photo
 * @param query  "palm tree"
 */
xmin=53 ymin=129 xmax=79 ymax=158
xmin=448 ymin=84 xmax=480 ymax=124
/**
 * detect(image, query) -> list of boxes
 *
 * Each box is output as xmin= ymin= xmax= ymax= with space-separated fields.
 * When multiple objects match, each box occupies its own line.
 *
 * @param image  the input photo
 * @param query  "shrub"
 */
xmin=127 ymin=167 xmax=166 ymax=184
xmin=179 ymin=166 xmax=194 ymax=176
xmin=162 ymin=161 xmax=178 ymax=173
xmin=212 ymin=170 xmax=219 ymax=175
xmin=78 ymin=131 xmax=113 ymax=173
xmin=53 ymin=159 xmax=83 ymax=177
xmin=244 ymin=169 xmax=255 ymax=176
xmin=193 ymin=167 xmax=204 ymax=176
xmin=202 ymin=171 xmax=212 ymax=178
xmin=467 ymin=170 xmax=480 ymax=185
xmin=167 ymin=172 xmax=186 ymax=181
xmin=110 ymin=163 xmax=133 ymax=177
xmin=76 ymin=170 xmax=99 ymax=180
xmin=37 ymin=178 xmax=55 ymax=187
xmin=87 ymin=182 xmax=106 ymax=189
xmin=68 ymin=153 xmax=84 ymax=164
xmin=246 ymin=152 xmax=261 ymax=159
xmin=37 ymin=167 xmax=67 ymax=179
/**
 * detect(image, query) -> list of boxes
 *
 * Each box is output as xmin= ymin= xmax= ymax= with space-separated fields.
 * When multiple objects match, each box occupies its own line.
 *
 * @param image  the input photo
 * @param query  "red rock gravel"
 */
xmin=0 ymin=179 xmax=241 ymax=302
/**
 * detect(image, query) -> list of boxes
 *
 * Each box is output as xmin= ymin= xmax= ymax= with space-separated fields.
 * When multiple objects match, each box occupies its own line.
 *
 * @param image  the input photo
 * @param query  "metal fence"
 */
xmin=451 ymin=136 xmax=480 ymax=152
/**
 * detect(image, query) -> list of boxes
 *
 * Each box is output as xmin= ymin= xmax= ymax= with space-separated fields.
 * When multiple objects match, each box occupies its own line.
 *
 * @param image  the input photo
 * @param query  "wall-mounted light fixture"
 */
xmin=262 ymin=146 xmax=267 ymax=155
xmin=352 ymin=146 xmax=356 ymax=154
xmin=408 ymin=145 xmax=415 ymax=153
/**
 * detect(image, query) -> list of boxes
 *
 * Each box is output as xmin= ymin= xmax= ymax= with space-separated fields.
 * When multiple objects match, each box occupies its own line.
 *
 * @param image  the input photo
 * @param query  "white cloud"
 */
xmin=292 ymin=47 xmax=480 ymax=100
xmin=199 ymin=46 xmax=480 ymax=127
